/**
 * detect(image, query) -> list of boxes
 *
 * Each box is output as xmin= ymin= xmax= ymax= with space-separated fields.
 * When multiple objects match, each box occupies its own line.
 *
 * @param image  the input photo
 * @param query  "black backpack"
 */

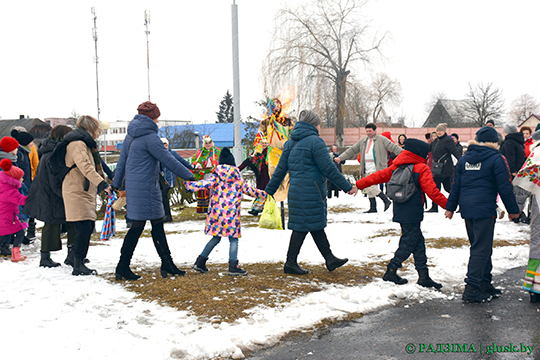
xmin=47 ymin=140 xmax=77 ymax=182
xmin=387 ymin=164 xmax=418 ymax=203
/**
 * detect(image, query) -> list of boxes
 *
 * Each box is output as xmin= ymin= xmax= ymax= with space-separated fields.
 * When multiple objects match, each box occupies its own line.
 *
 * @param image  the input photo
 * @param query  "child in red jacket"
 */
xmin=0 ymin=159 xmax=28 ymax=262
xmin=356 ymin=139 xmax=447 ymax=288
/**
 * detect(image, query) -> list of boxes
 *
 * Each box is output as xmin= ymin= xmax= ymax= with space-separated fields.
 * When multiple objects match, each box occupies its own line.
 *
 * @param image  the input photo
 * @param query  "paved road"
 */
xmin=248 ymin=266 xmax=540 ymax=359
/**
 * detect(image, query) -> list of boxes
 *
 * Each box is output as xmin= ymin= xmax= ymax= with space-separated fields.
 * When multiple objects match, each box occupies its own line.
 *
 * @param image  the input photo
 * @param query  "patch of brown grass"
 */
xmin=369 ymin=229 xmax=402 ymax=239
xmin=425 ymin=237 xmax=469 ymax=248
xmin=103 ymin=261 xmax=386 ymax=324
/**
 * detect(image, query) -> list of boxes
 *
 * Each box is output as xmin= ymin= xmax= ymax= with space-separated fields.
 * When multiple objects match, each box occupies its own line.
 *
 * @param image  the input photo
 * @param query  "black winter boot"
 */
xmin=151 ymin=223 xmax=186 ymax=278
xmin=228 ymin=260 xmax=248 ymax=276
xmin=462 ymin=284 xmax=492 ymax=303
xmin=417 ymin=268 xmax=442 ymax=289
xmin=40 ymin=251 xmax=61 ymax=268
xmin=364 ymin=198 xmax=377 ymax=213
xmin=64 ymin=245 xmax=89 ymax=266
xmin=72 ymin=257 xmax=97 ymax=276
xmin=115 ymin=228 xmax=142 ymax=280
xmin=377 ymin=192 xmax=392 ymax=212
xmin=383 ymin=264 xmax=408 ymax=285
xmin=27 ymin=218 xmax=36 ymax=240
xmin=530 ymin=292 xmax=540 ymax=303
xmin=480 ymin=281 xmax=502 ymax=297
xmin=426 ymin=203 xmax=438 ymax=213
xmin=312 ymin=230 xmax=348 ymax=271
xmin=284 ymin=232 xmax=309 ymax=275
xmin=193 ymin=255 xmax=209 ymax=273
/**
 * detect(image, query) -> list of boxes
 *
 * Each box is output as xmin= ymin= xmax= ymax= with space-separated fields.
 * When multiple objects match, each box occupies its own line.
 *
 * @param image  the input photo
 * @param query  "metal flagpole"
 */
xmin=231 ymin=1 xmax=242 ymax=164
xmin=144 ymin=10 xmax=151 ymax=101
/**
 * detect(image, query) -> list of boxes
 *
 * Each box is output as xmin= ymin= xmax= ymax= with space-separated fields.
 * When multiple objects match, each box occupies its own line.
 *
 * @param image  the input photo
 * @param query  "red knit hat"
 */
xmin=0 ymin=136 xmax=19 ymax=153
xmin=0 ymin=159 xmax=24 ymax=180
xmin=137 ymin=101 xmax=161 ymax=120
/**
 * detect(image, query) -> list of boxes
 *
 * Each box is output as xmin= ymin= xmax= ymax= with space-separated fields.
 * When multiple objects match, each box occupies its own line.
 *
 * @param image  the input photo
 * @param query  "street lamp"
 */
xmin=101 ymin=120 xmax=110 ymax=163
xmin=194 ymin=131 xmax=200 ymax=149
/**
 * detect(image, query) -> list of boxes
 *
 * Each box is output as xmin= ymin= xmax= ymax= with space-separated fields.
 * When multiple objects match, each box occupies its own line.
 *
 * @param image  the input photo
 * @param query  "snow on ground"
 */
xmin=0 ymin=194 xmax=530 ymax=359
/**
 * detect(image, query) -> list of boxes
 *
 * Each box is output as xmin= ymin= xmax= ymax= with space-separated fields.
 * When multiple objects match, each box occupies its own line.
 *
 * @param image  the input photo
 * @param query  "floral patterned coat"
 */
xmin=185 ymin=165 xmax=266 ymax=238
xmin=190 ymin=146 xmax=221 ymax=181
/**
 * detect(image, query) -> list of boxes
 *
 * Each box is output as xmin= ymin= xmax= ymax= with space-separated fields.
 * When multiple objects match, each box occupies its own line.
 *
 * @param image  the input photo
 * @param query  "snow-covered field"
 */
xmin=0 ymin=194 xmax=529 ymax=360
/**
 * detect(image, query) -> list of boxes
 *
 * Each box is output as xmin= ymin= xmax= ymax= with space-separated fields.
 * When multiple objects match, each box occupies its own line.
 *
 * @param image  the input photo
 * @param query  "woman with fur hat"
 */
xmin=0 ymin=159 xmax=28 ymax=262
xmin=186 ymin=147 xmax=267 ymax=276
xmin=356 ymin=139 xmax=448 ymax=288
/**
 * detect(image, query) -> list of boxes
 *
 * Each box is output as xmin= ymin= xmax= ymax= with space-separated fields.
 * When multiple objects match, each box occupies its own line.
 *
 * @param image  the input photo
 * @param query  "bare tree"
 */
xmin=463 ymin=82 xmax=505 ymax=127
xmin=424 ymin=92 xmax=448 ymax=115
xmin=508 ymin=94 xmax=539 ymax=123
xmin=263 ymin=0 xmax=386 ymax=146
xmin=370 ymin=73 xmax=402 ymax=123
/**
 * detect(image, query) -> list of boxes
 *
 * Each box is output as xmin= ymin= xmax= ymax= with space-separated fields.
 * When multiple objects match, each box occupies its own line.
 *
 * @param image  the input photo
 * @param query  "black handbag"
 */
xmin=159 ymin=171 xmax=169 ymax=190
xmin=430 ymin=140 xmax=447 ymax=177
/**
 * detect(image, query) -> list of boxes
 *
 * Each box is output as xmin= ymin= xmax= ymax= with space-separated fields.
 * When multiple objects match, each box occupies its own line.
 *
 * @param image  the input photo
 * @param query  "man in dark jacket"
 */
xmin=445 ymin=126 xmax=520 ymax=303
xmin=427 ymin=123 xmax=462 ymax=212
xmin=265 ymin=110 xmax=356 ymax=275
xmin=356 ymin=139 xmax=448 ymax=289
xmin=500 ymin=123 xmax=528 ymax=224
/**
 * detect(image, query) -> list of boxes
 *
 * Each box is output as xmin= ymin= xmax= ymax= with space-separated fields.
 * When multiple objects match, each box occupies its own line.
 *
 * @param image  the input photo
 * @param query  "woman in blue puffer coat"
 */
xmin=113 ymin=101 xmax=195 ymax=280
xmin=265 ymin=110 xmax=356 ymax=275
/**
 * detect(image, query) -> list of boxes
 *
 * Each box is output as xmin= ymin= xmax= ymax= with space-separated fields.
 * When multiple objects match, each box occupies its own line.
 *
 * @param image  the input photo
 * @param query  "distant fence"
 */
xmin=320 ymin=127 xmax=503 ymax=146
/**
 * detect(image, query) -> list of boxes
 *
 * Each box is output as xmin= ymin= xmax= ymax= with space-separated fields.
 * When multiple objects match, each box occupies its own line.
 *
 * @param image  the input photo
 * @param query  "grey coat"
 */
xmin=339 ymin=134 xmax=402 ymax=177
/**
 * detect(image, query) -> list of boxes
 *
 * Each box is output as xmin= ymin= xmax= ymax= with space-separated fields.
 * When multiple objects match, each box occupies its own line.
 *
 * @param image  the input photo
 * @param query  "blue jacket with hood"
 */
xmin=446 ymin=143 xmax=519 ymax=219
xmin=265 ymin=121 xmax=353 ymax=232
xmin=113 ymin=114 xmax=194 ymax=221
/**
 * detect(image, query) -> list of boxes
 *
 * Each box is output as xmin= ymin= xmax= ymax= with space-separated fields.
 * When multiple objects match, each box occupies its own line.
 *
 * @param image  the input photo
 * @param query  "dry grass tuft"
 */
xmin=425 ymin=237 xmax=469 ymax=248
xmin=103 ymin=261 xmax=385 ymax=324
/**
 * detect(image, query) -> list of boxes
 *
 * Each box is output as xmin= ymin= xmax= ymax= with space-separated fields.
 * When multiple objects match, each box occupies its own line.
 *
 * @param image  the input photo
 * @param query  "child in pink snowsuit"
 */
xmin=0 ymin=158 xmax=28 ymax=262
xmin=185 ymin=147 xmax=266 ymax=276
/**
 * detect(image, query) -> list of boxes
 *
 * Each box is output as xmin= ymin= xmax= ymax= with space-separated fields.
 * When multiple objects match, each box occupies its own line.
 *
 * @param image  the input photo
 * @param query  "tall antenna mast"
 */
xmin=144 ymin=10 xmax=151 ymax=101
xmin=91 ymin=7 xmax=100 ymax=120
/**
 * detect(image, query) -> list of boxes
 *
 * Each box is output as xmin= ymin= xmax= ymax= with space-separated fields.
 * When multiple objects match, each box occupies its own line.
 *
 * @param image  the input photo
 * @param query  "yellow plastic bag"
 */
xmin=258 ymin=196 xmax=283 ymax=230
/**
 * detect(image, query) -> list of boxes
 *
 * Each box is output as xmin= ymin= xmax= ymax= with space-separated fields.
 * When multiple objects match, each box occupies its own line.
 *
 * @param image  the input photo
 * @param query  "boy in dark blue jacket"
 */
xmin=445 ymin=126 xmax=520 ymax=303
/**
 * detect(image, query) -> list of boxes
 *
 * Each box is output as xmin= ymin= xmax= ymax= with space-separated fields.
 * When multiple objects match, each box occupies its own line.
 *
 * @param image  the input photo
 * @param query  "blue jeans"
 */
xmin=200 ymin=236 xmax=238 ymax=261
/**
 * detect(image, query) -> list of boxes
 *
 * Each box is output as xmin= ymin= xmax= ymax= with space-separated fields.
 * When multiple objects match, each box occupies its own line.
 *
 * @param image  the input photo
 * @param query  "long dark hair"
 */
xmin=50 ymin=125 xmax=72 ymax=141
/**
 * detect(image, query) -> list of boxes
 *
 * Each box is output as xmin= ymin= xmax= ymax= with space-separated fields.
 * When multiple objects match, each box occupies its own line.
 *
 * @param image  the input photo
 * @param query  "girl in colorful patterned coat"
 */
xmin=185 ymin=147 xmax=267 ymax=276
xmin=190 ymin=135 xmax=220 ymax=213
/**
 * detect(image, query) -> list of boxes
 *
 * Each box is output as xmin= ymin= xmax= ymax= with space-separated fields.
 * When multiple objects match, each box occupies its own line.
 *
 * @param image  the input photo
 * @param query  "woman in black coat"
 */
xmin=23 ymin=125 xmax=76 ymax=267
xmin=427 ymin=123 xmax=462 ymax=212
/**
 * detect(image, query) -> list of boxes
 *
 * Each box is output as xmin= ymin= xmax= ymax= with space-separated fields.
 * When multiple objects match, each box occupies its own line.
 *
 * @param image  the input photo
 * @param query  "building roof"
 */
xmin=518 ymin=114 xmax=540 ymax=127
xmin=0 ymin=118 xmax=52 ymax=139
xmin=422 ymin=99 xmax=471 ymax=128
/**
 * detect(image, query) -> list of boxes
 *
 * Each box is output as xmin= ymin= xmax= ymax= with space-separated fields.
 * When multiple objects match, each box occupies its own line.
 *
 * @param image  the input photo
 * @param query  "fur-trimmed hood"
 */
xmin=467 ymin=139 xmax=499 ymax=149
